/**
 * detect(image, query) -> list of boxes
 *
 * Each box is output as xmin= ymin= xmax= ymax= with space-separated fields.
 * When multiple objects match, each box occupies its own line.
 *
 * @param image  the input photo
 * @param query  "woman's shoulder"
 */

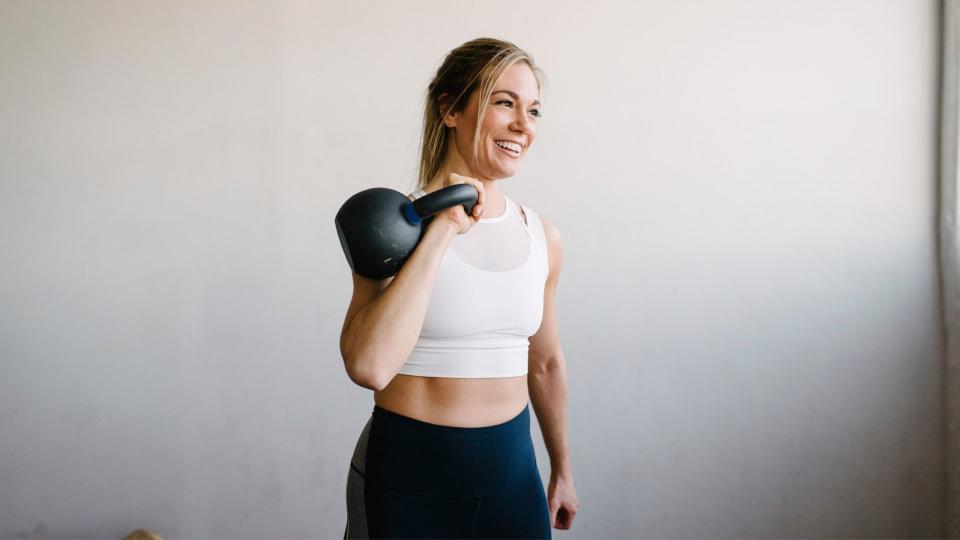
xmin=538 ymin=214 xmax=562 ymax=259
xmin=512 ymin=199 xmax=559 ymax=242
xmin=512 ymin=199 xmax=562 ymax=271
xmin=531 ymin=209 xmax=563 ymax=282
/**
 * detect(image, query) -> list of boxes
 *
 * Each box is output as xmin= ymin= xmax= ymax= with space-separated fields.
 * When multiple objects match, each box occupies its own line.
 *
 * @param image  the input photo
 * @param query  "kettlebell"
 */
xmin=335 ymin=184 xmax=479 ymax=279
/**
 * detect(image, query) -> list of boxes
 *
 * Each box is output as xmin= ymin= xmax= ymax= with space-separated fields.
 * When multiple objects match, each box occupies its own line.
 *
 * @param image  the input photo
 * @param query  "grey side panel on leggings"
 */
xmin=344 ymin=416 xmax=373 ymax=539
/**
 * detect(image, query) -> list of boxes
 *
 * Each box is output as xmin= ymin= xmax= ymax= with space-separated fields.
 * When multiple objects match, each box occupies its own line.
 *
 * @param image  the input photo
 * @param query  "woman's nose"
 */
xmin=511 ymin=111 xmax=532 ymax=133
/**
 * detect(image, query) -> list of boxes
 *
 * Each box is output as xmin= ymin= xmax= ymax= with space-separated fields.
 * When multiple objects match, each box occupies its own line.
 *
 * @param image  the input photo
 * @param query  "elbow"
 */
xmin=342 ymin=347 xmax=390 ymax=391
xmin=528 ymin=351 xmax=563 ymax=376
xmin=351 ymin=367 xmax=389 ymax=391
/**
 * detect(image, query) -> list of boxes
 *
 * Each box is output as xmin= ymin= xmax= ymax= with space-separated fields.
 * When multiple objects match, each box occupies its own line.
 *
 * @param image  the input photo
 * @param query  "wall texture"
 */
xmin=0 ymin=0 xmax=943 ymax=537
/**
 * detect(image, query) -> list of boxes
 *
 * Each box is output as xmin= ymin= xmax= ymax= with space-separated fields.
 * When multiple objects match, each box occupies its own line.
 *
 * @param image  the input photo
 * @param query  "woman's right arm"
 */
xmin=339 ymin=175 xmax=485 ymax=390
xmin=339 ymin=216 xmax=458 ymax=390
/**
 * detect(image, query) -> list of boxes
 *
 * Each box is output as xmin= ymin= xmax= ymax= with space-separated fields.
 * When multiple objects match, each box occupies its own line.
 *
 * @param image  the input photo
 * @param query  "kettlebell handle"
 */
xmin=402 ymin=184 xmax=479 ymax=225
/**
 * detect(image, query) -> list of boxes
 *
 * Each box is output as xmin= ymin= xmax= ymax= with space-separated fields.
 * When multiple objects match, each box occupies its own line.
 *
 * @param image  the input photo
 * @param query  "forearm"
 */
xmin=528 ymin=354 xmax=572 ymax=477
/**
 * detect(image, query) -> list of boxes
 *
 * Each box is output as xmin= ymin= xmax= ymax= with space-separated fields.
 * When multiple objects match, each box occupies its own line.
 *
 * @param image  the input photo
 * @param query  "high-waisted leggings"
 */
xmin=344 ymin=403 xmax=552 ymax=539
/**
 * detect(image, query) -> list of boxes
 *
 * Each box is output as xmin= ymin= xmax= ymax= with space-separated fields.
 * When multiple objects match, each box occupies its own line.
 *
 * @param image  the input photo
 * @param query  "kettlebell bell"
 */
xmin=335 ymin=184 xmax=479 ymax=279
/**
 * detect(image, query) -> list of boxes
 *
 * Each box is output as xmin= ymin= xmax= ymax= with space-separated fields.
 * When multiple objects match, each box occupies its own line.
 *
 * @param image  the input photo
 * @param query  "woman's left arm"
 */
xmin=528 ymin=216 xmax=580 ymax=530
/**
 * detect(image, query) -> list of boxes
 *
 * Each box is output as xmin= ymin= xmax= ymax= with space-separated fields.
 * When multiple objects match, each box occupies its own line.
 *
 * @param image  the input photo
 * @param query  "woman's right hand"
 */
xmin=429 ymin=173 xmax=486 ymax=235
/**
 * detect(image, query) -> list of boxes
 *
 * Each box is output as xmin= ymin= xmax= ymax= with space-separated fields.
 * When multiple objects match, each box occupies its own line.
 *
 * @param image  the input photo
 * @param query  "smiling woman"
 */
xmin=339 ymin=37 xmax=580 ymax=538
xmin=419 ymin=43 xmax=544 ymax=187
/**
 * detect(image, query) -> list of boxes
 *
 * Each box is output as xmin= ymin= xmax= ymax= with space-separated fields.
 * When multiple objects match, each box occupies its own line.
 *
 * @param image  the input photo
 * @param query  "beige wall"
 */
xmin=0 ymin=0 xmax=943 ymax=537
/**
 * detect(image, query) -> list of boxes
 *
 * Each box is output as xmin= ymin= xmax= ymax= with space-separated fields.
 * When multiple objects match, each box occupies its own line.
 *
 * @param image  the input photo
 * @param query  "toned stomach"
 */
xmin=374 ymin=374 xmax=530 ymax=428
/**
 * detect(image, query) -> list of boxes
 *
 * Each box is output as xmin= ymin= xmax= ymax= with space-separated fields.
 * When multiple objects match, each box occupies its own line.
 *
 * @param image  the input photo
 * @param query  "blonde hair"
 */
xmin=416 ymin=38 xmax=545 ymax=190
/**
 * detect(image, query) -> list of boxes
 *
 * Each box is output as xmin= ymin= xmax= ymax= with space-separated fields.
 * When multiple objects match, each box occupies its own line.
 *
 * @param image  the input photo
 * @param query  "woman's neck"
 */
xmin=427 ymin=157 xmax=506 ymax=219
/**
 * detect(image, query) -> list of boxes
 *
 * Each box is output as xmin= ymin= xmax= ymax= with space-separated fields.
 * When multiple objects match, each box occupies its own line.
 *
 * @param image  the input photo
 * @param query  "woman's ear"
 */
xmin=438 ymin=93 xmax=458 ymax=128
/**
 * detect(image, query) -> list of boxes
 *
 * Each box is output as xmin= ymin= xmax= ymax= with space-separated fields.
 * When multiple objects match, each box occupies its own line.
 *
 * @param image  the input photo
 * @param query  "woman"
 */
xmin=340 ymin=37 xmax=579 ymax=539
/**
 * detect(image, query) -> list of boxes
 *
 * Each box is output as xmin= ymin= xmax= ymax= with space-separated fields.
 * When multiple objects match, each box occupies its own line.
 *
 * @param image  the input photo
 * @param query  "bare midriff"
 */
xmin=374 ymin=374 xmax=530 ymax=428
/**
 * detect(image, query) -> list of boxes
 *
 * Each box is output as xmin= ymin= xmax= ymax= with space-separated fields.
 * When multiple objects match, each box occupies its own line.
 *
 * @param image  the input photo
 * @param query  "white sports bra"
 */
xmin=397 ymin=193 xmax=550 ymax=378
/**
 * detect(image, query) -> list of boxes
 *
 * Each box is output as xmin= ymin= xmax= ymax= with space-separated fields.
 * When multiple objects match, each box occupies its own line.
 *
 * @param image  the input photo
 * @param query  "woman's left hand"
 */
xmin=547 ymin=472 xmax=580 ymax=530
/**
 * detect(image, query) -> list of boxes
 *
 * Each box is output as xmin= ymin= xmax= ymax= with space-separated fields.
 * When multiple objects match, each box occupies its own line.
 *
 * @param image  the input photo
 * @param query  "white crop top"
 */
xmin=397 ymin=194 xmax=550 ymax=378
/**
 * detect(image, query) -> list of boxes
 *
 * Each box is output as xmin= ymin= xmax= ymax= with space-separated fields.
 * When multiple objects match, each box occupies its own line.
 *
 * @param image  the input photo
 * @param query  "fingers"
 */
xmin=555 ymin=507 xmax=575 ymax=529
xmin=473 ymin=178 xmax=484 ymax=216
xmin=447 ymin=173 xmax=484 ymax=219
xmin=472 ymin=196 xmax=483 ymax=218
xmin=550 ymin=502 xmax=577 ymax=530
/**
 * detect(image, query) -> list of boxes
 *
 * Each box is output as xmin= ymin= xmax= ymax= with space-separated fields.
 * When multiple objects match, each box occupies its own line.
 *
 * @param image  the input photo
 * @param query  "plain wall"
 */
xmin=0 ymin=0 xmax=944 ymax=537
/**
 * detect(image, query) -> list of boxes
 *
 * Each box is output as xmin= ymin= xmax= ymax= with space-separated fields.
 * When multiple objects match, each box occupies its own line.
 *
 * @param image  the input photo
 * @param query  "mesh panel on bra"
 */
xmin=449 ymin=197 xmax=530 ymax=272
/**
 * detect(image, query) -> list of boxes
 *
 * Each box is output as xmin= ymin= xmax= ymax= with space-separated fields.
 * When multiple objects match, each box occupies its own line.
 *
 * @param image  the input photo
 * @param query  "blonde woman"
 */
xmin=340 ymin=38 xmax=579 ymax=539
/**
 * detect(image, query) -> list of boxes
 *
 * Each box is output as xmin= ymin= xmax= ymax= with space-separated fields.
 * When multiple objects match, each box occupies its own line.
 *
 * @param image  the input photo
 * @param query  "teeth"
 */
xmin=494 ymin=140 xmax=521 ymax=153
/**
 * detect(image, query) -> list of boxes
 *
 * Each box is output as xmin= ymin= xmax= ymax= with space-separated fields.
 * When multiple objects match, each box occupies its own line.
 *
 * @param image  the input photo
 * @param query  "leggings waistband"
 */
xmin=363 ymin=404 xmax=537 ymax=498
xmin=371 ymin=404 xmax=529 ymax=434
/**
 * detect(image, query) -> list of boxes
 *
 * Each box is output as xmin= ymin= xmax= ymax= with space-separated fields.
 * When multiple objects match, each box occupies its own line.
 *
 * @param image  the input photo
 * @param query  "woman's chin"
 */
xmin=487 ymin=161 xmax=519 ymax=178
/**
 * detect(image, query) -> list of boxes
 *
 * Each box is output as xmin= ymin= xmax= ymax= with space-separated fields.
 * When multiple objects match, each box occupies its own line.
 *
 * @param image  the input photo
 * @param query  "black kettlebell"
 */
xmin=335 ymin=184 xmax=479 ymax=279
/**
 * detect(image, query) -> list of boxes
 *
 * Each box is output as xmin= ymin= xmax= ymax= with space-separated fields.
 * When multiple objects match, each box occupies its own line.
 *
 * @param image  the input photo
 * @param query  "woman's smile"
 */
xmin=493 ymin=139 xmax=522 ymax=159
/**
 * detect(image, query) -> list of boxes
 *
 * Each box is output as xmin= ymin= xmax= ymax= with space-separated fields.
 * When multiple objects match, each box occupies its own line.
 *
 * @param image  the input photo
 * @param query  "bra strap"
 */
xmin=506 ymin=196 xmax=550 ymax=280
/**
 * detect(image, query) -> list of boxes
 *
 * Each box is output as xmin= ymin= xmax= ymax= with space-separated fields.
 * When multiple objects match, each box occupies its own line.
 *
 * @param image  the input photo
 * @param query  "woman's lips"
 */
xmin=494 ymin=142 xmax=520 ymax=159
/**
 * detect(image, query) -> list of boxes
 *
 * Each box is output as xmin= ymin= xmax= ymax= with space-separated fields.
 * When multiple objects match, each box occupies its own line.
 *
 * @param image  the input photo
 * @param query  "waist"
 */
xmin=363 ymin=404 xmax=537 ymax=497
xmin=375 ymin=374 xmax=529 ymax=426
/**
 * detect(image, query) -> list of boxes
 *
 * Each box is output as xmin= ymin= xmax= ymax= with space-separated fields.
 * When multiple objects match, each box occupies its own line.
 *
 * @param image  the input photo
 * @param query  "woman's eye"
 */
xmin=497 ymin=100 xmax=541 ymax=118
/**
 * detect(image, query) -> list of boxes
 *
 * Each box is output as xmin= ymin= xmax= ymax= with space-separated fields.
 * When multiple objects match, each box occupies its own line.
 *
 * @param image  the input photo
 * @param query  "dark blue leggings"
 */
xmin=344 ymin=404 xmax=552 ymax=539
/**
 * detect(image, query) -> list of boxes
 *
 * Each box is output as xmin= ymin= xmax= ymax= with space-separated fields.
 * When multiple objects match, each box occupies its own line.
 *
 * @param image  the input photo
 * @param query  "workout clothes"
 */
xmin=396 ymin=194 xmax=550 ymax=378
xmin=344 ymin=404 xmax=552 ymax=539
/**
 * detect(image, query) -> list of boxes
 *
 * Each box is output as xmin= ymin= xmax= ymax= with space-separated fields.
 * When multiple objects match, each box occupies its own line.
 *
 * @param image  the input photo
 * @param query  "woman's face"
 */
xmin=445 ymin=62 xmax=541 ymax=181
